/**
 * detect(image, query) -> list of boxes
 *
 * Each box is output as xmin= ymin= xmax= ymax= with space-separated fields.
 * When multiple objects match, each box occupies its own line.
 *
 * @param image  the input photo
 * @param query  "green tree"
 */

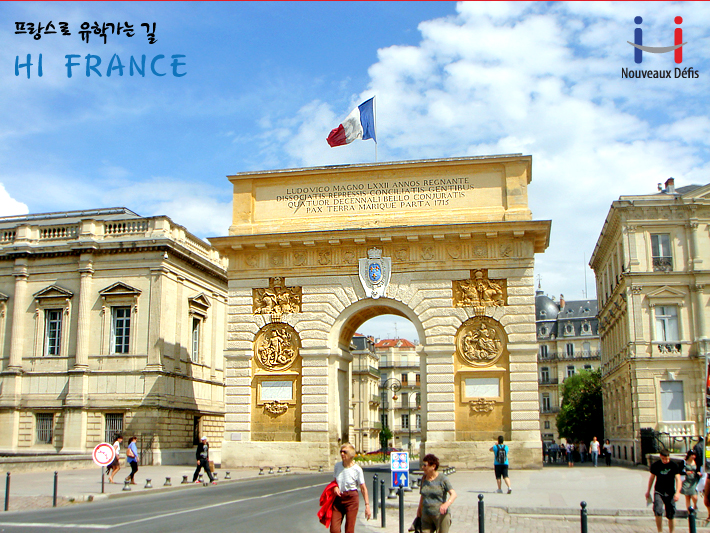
xmin=556 ymin=368 xmax=604 ymax=443
xmin=379 ymin=426 xmax=393 ymax=450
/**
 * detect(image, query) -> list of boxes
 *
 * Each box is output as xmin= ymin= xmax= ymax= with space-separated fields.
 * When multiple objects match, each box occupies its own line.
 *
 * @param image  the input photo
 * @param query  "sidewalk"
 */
xmin=359 ymin=463 xmax=710 ymax=533
xmin=0 ymin=464 xmax=288 ymax=512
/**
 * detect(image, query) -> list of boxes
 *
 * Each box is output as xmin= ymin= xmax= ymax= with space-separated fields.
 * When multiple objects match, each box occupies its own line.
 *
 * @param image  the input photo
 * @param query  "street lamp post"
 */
xmin=380 ymin=378 xmax=401 ymax=449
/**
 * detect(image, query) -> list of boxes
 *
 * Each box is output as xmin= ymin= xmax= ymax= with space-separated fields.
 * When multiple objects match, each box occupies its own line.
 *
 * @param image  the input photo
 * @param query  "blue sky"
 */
xmin=3 ymin=2 xmax=710 ymax=342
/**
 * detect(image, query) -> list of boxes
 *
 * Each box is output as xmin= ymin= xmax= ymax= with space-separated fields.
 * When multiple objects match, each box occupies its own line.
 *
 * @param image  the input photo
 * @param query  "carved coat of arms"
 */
xmin=456 ymin=317 xmax=505 ymax=367
xmin=359 ymin=247 xmax=391 ymax=299
xmin=254 ymin=323 xmax=300 ymax=371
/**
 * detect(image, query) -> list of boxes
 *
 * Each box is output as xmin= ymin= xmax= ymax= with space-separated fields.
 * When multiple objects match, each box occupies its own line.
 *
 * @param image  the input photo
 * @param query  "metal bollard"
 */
xmin=181 ymin=475 xmax=189 ymax=484
xmin=259 ymin=467 xmax=264 ymax=475
xmin=144 ymin=479 xmax=152 ymax=489
xmin=689 ymin=506 xmax=697 ymax=533
xmin=225 ymin=471 xmax=231 ymax=480
xmin=198 ymin=474 xmax=203 ymax=483
xmin=286 ymin=466 xmax=291 ymax=473
xmin=164 ymin=477 xmax=172 ymax=487
xmin=268 ymin=467 xmax=274 ymax=475
xmin=319 ymin=465 xmax=323 ymax=473
xmin=388 ymin=487 xmax=398 ymax=499
xmin=372 ymin=474 xmax=378 ymax=520
xmin=278 ymin=467 xmax=283 ymax=474
xmin=53 ymin=471 xmax=58 ymax=507
xmin=478 ymin=494 xmax=485 ymax=533
xmin=381 ymin=479 xmax=386 ymax=528
xmin=213 ymin=472 xmax=218 ymax=480
xmin=122 ymin=479 xmax=131 ymax=491
xmin=398 ymin=484 xmax=404 ymax=533
xmin=580 ymin=501 xmax=588 ymax=533
xmin=5 ymin=472 xmax=10 ymax=512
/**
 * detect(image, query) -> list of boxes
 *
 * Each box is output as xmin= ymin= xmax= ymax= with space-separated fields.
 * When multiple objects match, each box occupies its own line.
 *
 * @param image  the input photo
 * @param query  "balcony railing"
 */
xmin=652 ymin=256 xmax=673 ymax=272
xmin=539 ymin=378 xmax=559 ymax=386
xmin=538 ymin=350 xmax=600 ymax=362
xmin=540 ymin=406 xmax=560 ymax=414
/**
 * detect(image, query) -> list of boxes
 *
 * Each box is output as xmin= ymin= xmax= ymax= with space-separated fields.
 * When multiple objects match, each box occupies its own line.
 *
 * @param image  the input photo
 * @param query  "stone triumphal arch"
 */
xmin=210 ymin=154 xmax=550 ymax=468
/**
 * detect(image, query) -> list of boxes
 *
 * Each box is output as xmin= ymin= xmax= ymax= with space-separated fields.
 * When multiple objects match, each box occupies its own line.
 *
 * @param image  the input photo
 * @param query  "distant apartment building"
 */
xmin=0 ymin=208 xmax=227 ymax=464
xmin=535 ymin=288 xmax=600 ymax=443
xmin=350 ymin=334 xmax=381 ymax=453
xmin=376 ymin=338 xmax=421 ymax=454
xmin=591 ymin=179 xmax=710 ymax=464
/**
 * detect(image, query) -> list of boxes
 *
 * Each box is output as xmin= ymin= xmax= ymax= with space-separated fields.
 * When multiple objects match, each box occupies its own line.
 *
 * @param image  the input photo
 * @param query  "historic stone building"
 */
xmin=210 ymin=154 xmax=551 ymax=468
xmin=376 ymin=338 xmax=422 ymax=455
xmin=0 ymin=208 xmax=227 ymax=464
xmin=535 ymin=288 xmax=600 ymax=443
xmin=590 ymin=178 xmax=710 ymax=464
xmin=350 ymin=334 xmax=381 ymax=453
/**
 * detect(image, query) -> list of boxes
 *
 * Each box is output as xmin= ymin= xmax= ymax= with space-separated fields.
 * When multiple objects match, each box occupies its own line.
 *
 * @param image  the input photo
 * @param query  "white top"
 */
xmin=334 ymin=462 xmax=365 ymax=492
xmin=113 ymin=441 xmax=121 ymax=458
xmin=590 ymin=441 xmax=600 ymax=453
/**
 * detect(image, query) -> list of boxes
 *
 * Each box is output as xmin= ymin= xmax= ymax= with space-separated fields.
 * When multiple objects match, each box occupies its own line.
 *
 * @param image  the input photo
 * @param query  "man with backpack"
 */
xmin=490 ymin=435 xmax=512 ymax=494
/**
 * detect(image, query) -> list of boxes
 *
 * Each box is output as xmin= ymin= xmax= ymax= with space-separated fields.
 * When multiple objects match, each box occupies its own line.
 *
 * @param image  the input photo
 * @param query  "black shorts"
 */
xmin=653 ymin=492 xmax=676 ymax=519
xmin=494 ymin=464 xmax=508 ymax=479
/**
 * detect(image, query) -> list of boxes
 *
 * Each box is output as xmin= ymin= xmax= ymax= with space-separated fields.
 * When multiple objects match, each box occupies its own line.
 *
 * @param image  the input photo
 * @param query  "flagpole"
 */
xmin=374 ymin=95 xmax=378 ymax=163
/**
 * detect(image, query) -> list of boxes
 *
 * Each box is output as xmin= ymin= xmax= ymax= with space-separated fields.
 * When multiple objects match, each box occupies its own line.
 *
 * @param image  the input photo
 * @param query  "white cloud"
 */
xmin=258 ymin=1 xmax=710 ymax=300
xmin=0 ymin=183 xmax=29 ymax=217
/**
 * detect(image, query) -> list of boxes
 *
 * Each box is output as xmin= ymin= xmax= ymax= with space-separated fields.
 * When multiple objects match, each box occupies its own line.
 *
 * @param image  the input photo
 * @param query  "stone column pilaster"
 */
xmin=422 ymin=346 xmax=456 ymax=443
xmin=74 ymin=257 xmax=93 ymax=369
xmin=8 ymin=260 xmax=29 ymax=371
xmin=300 ymin=349 xmax=330 ymax=444
xmin=145 ymin=266 xmax=167 ymax=371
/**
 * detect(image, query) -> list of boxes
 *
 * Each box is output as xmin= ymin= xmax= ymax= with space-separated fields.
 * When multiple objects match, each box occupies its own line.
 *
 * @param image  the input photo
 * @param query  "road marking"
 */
xmin=0 ymin=481 xmax=325 ymax=530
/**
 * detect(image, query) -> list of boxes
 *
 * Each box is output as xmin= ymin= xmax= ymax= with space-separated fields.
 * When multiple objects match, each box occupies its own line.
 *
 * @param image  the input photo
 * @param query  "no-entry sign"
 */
xmin=92 ymin=442 xmax=116 ymax=467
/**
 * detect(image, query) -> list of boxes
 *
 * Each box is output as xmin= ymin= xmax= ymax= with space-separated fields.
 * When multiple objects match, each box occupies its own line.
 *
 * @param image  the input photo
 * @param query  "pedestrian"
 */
xmin=330 ymin=443 xmax=371 ymax=533
xmin=693 ymin=436 xmax=705 ymax=472
xmin=589 ymin=437 xmax=600 ymax=467
xmin=124 ymin=436 xmax=139 ymax=485
xmin=579 ymin=440 xmax=587 ymax=463
xmin=681 ymin=450 xmax=701 ymax=513
xmin=567 ymin=442 xmax=574 ymax=467
xmin=549 ymin=440 xmax=559 ymax=464
xmin=192 ymin=436 xmax=216 ymax=484
xmin=416 ymin=453 xmax=456 ymax=533
xmin=603 ymin=439 xmax=613 ymax=466
xmin=107 ymin=433 xmax=123 ymax=483
xmin=542 ymin=441 xmax=548 ymax=464
xmin=645 ymin=449 xmax=681 ymax=533
xmin=490 ymin=435 xmax=511 ymax=494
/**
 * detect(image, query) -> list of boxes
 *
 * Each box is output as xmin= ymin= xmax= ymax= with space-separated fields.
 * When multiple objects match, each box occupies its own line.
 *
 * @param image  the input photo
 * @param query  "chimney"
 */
xmin=559 ymin=294 xmax=565 ymax=309
xmin=665 ymin=177 xmax=675 ymax=194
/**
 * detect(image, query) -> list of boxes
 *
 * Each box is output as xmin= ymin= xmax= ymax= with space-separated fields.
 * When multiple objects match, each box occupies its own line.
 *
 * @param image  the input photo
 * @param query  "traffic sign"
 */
xmin=390 ymin=451 xmax=409 ymax=471
xmin=392 ymin=471 xmax=409 ymax=488
xmin=92 ymin=442 xmax=116 ymax=467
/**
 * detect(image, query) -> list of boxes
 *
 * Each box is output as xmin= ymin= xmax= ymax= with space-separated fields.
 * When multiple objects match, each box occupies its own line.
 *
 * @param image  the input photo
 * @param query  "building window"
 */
xmin=542 ymin=393 xmax=551 ymax=412
xmin=655 ymin=306 xmax=679 ymax=342
xmin=566 ymin=343 xmax=574 ymax=357
xmin=540 ymin=367 xmax=550 ymax=383
xmin=415 ymin=374 xmax=420 ymax=386
xmin=191 ymin=317 xmax=201 ymax=363
xmin=567 ymin=365 xmax=575 ymax=377
xmin=651 ymin=234 xmax=673 ymax=272
xmin=44 ymin=309 xmax=63 ymax=356
xmin=105 ymin=413 xmax=124 ymax=444
xmin=401 ymin=373 xmax=408 ymax=386
xmin=539 ymin=345 xmax=548 ymax=358
xmin=544 ymin=421 xmax=550 ymax=429
xmin=111 ymin=307 xmax=131 ymax=354
xmin=36 ymin=413 xmax=54 ymax=444
xmin=193 ymin=416 xmax=201 ymax=446
xmin=660 ymin=381 xmax=685 ymax=421
xmin=584 ymin=364 xmax=593 ymax=371
xmin=402 ymin=414 xmax=409 ymax=429
xmin=416 ymin=414 xmax=421 ymax=429
xmin=582 ymin=341 xmax=591 ymax=355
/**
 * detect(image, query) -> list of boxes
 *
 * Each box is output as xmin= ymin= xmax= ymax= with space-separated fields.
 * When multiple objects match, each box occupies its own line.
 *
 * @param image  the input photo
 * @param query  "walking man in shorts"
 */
xmin=645 ymin=449 xmax=681 ymax=533
xmin=490 ymin=435 xmax=511 ymax=494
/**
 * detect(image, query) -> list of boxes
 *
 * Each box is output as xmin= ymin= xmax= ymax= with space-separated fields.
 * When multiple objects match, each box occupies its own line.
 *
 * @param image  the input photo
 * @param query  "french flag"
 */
xmin=326 ymin=97 xmax=377 ymax=147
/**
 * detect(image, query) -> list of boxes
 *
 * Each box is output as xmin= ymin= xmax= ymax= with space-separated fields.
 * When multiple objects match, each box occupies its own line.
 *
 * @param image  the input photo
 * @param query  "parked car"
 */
xmin=365 ymin=447 xmax=402 ymax=456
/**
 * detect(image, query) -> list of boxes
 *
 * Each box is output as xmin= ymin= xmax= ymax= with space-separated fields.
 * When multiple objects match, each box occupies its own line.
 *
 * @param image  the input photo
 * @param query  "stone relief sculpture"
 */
xmin=264 ymin=401 xmax=289 ymax=415
xmin=456 ymin=316 xmax=505 ymax=367
xmin=254 ymin=322 xmax=300 ymax=371
xmin=253 ymin=277 xmax=302 ymax=316
xmin=469 ymin=398 xmax=496 ymax=414
xmin=453 ymin=270 xmax=506 ymax=307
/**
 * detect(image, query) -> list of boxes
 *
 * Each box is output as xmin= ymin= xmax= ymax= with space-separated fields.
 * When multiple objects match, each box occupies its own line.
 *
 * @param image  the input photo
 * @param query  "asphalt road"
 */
xmin=0 ymin=472 xmax=336 ymax=533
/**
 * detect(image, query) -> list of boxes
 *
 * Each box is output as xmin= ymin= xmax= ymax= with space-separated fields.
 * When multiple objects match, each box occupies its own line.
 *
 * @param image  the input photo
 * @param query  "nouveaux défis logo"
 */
xmin=622 ymin=16 xmax=699 ymax=79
